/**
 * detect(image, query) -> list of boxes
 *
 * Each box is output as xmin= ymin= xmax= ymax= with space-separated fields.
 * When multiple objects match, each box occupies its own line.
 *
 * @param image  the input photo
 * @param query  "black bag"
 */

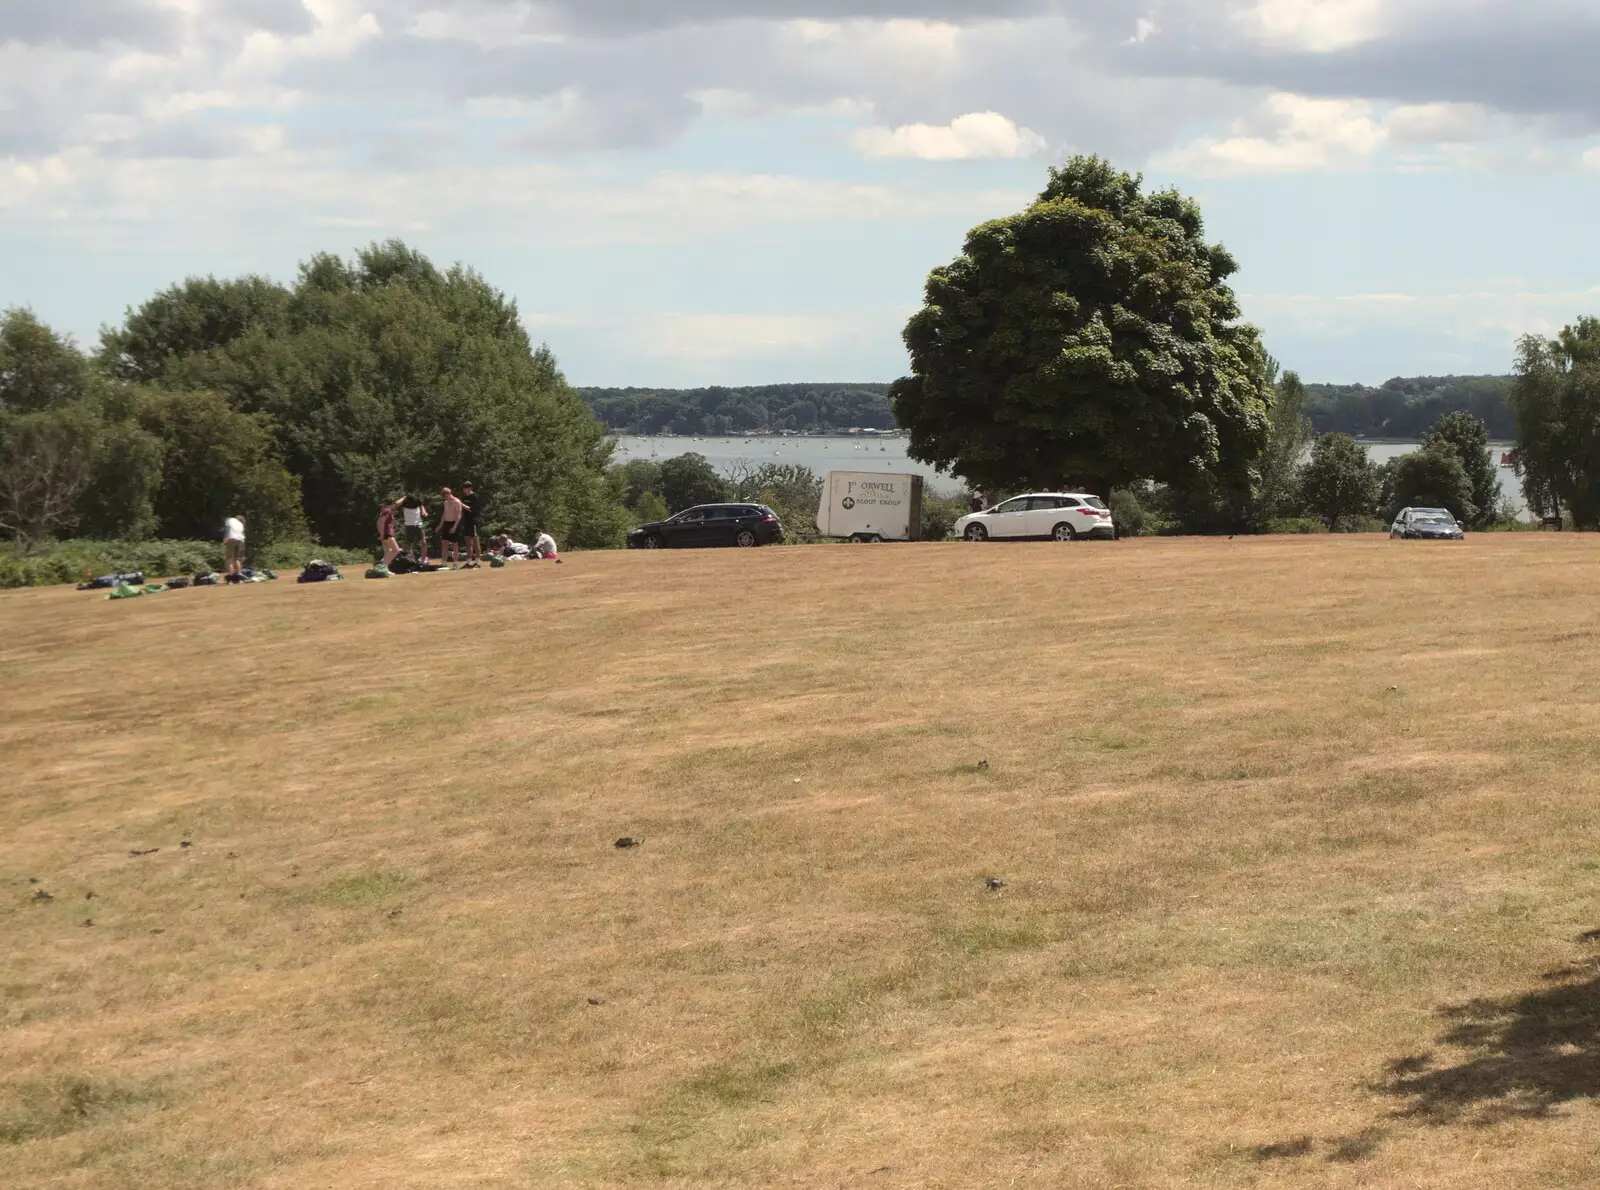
xmin=297 ymin=560 xmax=343 ymax=583
xmin=165 ymin=577 xmax=192 ymax=590
xmin=193 ymin=572 xmax=220 ymax=587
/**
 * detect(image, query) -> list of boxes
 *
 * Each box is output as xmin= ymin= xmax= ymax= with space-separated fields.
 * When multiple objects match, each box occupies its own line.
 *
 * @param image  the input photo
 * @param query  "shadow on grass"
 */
xmin=1380 ymin=938 xmax=1600 ymax=1125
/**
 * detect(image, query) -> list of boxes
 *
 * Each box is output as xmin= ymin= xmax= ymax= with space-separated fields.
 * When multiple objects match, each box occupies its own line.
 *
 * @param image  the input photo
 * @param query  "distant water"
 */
xmin=611 ymin=435 xmax=1527 ymax=516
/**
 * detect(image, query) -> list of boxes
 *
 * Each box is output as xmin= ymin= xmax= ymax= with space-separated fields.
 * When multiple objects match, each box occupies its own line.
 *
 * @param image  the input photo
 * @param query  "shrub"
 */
xmin=0 ymin=538 xmax=370 ymax=588
xmin=1266 ymin=518 xmax=1329 ymax=535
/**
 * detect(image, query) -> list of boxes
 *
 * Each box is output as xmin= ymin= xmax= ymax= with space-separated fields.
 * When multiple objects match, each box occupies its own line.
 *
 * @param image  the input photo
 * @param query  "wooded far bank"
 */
xmin=578 ymin=375 xmax=1516 ymax=440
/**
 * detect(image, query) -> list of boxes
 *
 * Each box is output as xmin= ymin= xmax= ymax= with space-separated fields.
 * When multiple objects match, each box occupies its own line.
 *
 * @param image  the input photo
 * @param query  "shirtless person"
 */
xmin=437 ymin=487 xmax=465 ymax=565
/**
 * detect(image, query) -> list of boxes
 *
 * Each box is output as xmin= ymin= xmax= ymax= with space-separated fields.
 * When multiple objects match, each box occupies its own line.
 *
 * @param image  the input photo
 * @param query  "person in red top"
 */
xmin=377 ymin=497 xmax=400 ymax=568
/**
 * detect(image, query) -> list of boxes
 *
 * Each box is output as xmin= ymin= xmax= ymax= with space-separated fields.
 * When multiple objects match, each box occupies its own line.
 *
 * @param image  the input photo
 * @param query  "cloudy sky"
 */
xmin=4 ymin=0 xmax=1600 ymax=385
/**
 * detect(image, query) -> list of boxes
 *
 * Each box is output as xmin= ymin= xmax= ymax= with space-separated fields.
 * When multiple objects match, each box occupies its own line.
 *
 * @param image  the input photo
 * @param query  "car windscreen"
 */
xmin=1414 ymin=513 xmax=1455 ymax=524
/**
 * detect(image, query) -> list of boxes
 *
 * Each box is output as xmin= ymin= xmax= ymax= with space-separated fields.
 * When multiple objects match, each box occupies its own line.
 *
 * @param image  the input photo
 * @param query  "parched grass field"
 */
xmin=5 ymin=536 xmax=1600 ymax=1188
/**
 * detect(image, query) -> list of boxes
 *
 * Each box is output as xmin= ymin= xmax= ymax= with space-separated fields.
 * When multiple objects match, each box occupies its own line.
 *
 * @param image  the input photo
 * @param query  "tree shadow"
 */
xmin=1379 ymin=940 xmax=1600 ymax=1125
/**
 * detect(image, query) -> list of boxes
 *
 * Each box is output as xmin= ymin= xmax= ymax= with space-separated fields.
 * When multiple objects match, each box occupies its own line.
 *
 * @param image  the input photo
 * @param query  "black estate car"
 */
xmin=626 ymin=504 xmax=784 ymax=549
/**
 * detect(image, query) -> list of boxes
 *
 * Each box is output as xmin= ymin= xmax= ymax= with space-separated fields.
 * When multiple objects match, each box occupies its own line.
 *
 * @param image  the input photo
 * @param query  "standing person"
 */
xmin=459 ymin=482 xmax=481 ymax=564
xmin=377 ymin=497 xmax=400 ymax=568
xmin=531 ymin=528 xmax=558 ymax=560
xmin=223 ymin=514 xmax=246 ymax=576
xmin=969 ymin=492 xmax=985 ymax=513
xmin=400 ymin=495 xmax=428 ymax=561
xmin=437 ymin=487 xmax=465 ymax=565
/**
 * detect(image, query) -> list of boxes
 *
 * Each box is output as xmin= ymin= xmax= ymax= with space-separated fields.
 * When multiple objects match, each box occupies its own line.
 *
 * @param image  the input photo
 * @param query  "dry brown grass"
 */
xmin=6 ymin=536 xmax=1600 ymax=1187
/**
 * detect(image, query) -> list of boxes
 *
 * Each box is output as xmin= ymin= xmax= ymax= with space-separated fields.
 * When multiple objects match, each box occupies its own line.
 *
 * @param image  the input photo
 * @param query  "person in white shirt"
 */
xmin=532 ymin=530 xmax=558 ymax=559
xmin=400 ymin=495 xmax=428 ymax=560
xmin=223 ymin=515 xmax=246 ymax=575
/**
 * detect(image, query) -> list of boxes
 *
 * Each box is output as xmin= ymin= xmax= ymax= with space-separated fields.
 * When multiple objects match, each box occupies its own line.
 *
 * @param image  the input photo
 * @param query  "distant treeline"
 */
xmin=577 ymin=384 xmax=894 ymax=435
xmin=1301 ymin=375 xmax=1513 ymax=439
xmin=583 ymin=376 xmax=1516 ymax=441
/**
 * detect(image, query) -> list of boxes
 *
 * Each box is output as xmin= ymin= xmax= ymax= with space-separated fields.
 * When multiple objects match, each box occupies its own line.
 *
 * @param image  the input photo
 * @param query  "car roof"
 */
xmin=999 ymin=492 xmax=1102 ymax=499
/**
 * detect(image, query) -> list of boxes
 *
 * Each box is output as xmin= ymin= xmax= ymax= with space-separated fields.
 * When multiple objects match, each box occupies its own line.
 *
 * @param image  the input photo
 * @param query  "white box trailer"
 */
xmin=815 ymin=472 xmax=924 ymax=542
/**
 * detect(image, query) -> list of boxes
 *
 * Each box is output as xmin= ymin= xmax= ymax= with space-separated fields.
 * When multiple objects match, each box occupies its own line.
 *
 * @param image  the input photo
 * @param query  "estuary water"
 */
xmin=610 ymin=435 xmax=1528 ymax=516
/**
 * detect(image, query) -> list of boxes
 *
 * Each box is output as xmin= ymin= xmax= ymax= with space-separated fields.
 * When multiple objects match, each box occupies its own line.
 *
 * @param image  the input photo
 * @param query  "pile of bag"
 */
xmin=78 ymin=571 xmax=145 ymax=591
xmin=297 ymin=560 xmax=344 ymax=583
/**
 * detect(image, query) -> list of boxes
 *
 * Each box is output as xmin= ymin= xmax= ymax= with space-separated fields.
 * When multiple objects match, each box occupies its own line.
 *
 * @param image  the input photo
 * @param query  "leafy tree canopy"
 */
xmin=0 ymin=308 xmax=94 ymax=413
xmin=1419 ymin=410 xmax=1499 ymax=527
xmin=98 ymin=241 xmax=627 ymax=548
xmin=1508 ymin=318 xmax=1600 ymax=527
xmin=889 ymin=156 xmax=1273 ymax=498
xmin=1299 ymin=433 xmax=1382 ymax=531
xmin=1382 ymin=443 xmax=1476 ymax=524
xmin=656 ymin=452 xmax=728 ymax=513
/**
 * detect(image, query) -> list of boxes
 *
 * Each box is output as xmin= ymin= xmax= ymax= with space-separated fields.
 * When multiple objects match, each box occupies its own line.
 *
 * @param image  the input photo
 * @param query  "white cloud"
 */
xmin=1383 ymin=102 xmax=1494 ymax=147
xmin=1244 ymin=285 xmax=1600 ymax=340
xmin=851 ymin=111 xmax=1045 ymax=160
xmin=1160 ymin=92 xmax=1383 ymax=174
xmin=1235 ymin=0 xmax=1385 ymax=53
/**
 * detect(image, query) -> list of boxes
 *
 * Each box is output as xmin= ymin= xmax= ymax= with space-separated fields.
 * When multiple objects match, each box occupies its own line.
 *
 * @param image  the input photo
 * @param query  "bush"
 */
xmin=920 ymin=494 xmax=969 ymax=541
xmin=1265 ymin=518 xmax=1328 ymax=534
xmin=1109 ymin=486 xmax=1163 ymax=537
xmin=0 ymin=538 xmax=370 ymax=588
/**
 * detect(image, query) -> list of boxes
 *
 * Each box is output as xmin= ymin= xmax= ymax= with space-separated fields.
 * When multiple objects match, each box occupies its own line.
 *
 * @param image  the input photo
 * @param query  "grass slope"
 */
xmin=5 ymin=538 xmax=1600 ymax=1188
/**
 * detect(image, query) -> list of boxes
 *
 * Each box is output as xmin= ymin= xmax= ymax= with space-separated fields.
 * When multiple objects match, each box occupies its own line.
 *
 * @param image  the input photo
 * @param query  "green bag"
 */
xmin=489 ymin=556 xmax=506 ymax=568
xmin=106 ymin=584 xmax=143 ymax=600
xmin=365 ymin=565 xmax=391 ymax=579
xmin=141 ymin=584 xmax=167 ymax=595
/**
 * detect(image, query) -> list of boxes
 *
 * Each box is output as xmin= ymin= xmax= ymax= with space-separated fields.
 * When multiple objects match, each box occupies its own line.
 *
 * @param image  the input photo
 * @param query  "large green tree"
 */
xmin=1420 ymin=410 xmax=1499 ymax=527
xmin=889 ymin=156 xmax=1272 ymax=499
xmin=0 ymin=309 xmax=93 ymax=413
xmin=1299 ymin=433 xmax=1381 ymax=531
xmin=100 ymin=241 xmax=628 ymax=548
xmin=656 ymin=452 xmax=727 ymax=513
xmin=1381 ymin=444 xmax=1476 ymax=524
xmin=1508 ymin=319 xmax=1600 ymax=527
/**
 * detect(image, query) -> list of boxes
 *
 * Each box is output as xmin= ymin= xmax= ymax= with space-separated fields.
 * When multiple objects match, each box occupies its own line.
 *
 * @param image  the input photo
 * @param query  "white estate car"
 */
xmin=955 ymin=493 xmax=1115 ymax=542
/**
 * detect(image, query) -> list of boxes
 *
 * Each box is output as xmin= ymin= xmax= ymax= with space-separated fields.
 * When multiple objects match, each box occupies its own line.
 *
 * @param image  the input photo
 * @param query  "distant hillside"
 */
xmin=578 ymin=384 xmax=893 ymax=435
xmin=581 ymin=376 xmax=1517 ymax=440
xmin=1304 ymin=375 xmax=1514 ymax=439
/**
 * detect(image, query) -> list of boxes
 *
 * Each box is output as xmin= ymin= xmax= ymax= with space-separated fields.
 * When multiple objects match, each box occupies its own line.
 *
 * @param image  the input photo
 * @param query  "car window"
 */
xmin=1056 ymin=497 xmax=1082 ymax=508
xmin=1027 ymin=497 xmax=1060 ymax=510
xmin=711 ymin=507 xmax=746 ymax=520
xmin=1084 ymin=497 xmax=1107 ymax=510
xmin=996 ymin=498 xmax=1029 ymax=514
xmin=674 ymin=510 xmax=704 ymax=523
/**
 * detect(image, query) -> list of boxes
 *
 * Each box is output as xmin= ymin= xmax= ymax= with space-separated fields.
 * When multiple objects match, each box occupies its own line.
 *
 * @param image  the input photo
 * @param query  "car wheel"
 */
xmin=1052 ymin=523 xmax=1077 ymax=542
xmin=964 ymin=524 xmax=988 ymax=542
xmin=644 ymin=533 xmax=662 ymax=549
xmin=735 ymin=529 xmax=758 ymax=548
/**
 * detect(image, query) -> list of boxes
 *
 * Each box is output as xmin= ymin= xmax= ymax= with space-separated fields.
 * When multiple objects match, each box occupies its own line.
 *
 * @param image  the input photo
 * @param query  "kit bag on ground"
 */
xmin=192 ymin=572 xmax=220 ymax=586
xmin=297 ymin=560 xmax=343 ymax=583
xmin=165 ymin=577 xmax=192 ymax=589
xmin=105 ymin=584 xmax=144 ymax=600
xmin=365 ymin=564 xmax=391 ymax=579
xmin=78 ymin=571 xmax=144 ymax=591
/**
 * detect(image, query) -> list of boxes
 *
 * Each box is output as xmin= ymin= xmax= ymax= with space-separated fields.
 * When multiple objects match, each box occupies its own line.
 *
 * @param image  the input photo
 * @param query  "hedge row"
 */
xmin=1 ymin=539 xmax=373 ymax=589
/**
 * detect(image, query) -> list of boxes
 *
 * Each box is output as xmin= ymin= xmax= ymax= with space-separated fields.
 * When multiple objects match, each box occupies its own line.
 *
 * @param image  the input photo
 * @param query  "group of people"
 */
xmin=376 ymin=484 xmax=557 ymax=568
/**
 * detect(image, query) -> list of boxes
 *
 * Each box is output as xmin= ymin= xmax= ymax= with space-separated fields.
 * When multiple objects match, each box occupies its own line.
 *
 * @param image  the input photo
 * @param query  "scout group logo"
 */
xmin=841 ymin=497 xmax=856 ymax=510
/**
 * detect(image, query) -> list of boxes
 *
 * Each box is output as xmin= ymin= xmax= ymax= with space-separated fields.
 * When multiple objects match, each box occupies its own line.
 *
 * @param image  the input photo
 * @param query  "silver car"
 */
xmin=1390 ymin=507 xmax=1464 ymax=540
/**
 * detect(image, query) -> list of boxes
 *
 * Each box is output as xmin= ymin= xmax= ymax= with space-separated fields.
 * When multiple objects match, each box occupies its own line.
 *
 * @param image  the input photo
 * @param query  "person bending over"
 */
xmin=377 ymin=498 xmax=400 ymax=568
